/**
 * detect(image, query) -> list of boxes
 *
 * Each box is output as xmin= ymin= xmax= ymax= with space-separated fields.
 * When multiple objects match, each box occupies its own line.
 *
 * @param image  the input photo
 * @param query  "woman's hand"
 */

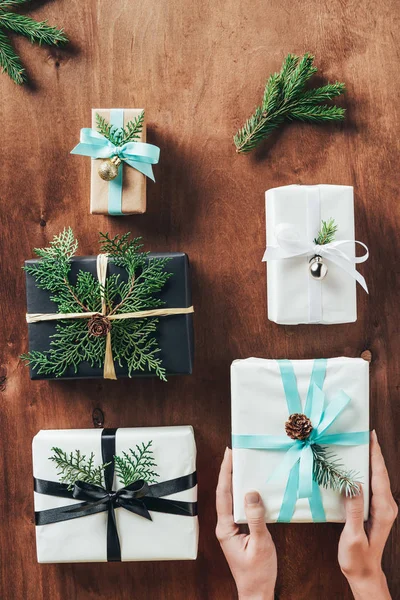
xmin=216 ymin=447 xmax=277 ymax=600
xmin=338 ymin=430 xmax=398 ymax=599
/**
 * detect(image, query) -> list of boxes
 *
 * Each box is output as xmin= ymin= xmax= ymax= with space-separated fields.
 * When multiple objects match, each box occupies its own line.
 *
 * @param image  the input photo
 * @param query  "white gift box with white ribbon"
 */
xmin=263 ymin=184 xmax=368 ymax=324
xmin=231 ymin=357 xmax=369 ymax=523
xmin=33 ymin=426 xmax=198 ymax=563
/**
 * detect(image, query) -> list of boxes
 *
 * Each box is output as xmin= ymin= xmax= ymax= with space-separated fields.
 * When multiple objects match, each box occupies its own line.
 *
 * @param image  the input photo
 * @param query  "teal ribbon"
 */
xmin=232 ymin=359 xmax=369 ymax=522
xmin=71 ymin=109 xmax=160 ymax=216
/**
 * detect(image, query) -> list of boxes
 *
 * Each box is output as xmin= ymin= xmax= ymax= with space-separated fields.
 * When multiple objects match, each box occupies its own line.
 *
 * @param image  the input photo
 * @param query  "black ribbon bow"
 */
xmin=34 ymin=428 xmax=198 ymax=562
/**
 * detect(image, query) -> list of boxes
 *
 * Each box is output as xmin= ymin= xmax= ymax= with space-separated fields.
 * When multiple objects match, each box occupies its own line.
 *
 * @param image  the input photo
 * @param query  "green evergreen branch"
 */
xmin=314 ymin=218 xmax=338 ymax=245
xmin=95 ymin=111 xmax=145 ymax=146
xmin=234 ymin=53 xmax=345 ymax=154
xmin=312 ymin=444 xmax=361 ymax=497
xmin=49 ymin=447 xmax=111 ymax=491
xmin=22 ymin=228 xmax=172 ymax=380
xmin=0 ymin=0 xmax=67 ymax=84
xmin=49 ymin=442 xmax=159 ymax=491
xmin=114 ymin=441 xmax=159 ymax=487
xmin=0 ymin=27 xmax=23 ymax=82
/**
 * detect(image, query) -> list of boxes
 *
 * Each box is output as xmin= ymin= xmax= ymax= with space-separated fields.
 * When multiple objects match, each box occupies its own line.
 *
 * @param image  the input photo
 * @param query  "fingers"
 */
xmin=244 ymin=491 xmax=271 ymax=544
xmin=370 ymin=430 xmax=393 ymax=499
xmin=343 ymin=484 xmax=366 ymax=538
xmin=369 ymin=431 xmax=398 ymax=547
xmin=216 ymin=448 xmax=237 ymax=541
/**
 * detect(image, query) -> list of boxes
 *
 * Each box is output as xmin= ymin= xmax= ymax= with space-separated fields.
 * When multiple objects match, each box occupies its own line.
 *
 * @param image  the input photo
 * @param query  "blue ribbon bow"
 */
xmin=232 ymin=359 xmax=369 ymax=522
xmin=71 ymin=109 xmax=160 ymax=216
xmin=71 ymin=128 xmax=160 ymax=182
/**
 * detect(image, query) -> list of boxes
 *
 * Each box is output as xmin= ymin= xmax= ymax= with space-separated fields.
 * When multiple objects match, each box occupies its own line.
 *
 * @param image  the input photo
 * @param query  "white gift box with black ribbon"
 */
xmin=263 ymin=184 xmax=369 ymax=324
xmin=231 ymin=357 xmax=369 ymax=523
xmin=33 ymin=426 xmax=198 ymax=563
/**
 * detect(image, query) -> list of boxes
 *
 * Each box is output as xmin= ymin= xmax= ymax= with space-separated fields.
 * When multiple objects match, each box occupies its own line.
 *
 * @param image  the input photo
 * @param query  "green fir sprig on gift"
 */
xmin=114 ymin=441 xmax=159 ymax=487
xmin=49 ymin=442 xmax=159 ymax=491
xmin=0 ymin=0 xmax=68 ymax=84
xmin=50 ymin=448 xmax=111 ymax=491
xmin=21 ymin=228 xmax=172 ymax=380
xmin=234 ymin=53 xmax=345 ymax=154
xmin=313 ymin=218 xmax=338 ymax=245
xmin=312 ymin=444 xmax=361 ymax=497
xmin=96 ymin=111 xmax=145 ymax=146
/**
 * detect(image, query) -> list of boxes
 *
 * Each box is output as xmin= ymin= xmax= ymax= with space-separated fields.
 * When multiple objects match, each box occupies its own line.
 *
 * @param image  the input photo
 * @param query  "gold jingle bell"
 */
xmin=309 ymin=255 xmax=328 ymax=280
xmin=98 ymin=156 xmax=122 ymax=181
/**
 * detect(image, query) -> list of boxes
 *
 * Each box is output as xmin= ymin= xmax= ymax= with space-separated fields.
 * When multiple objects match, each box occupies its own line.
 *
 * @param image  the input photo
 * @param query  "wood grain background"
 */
xmin=0 ymin=0 xmax=399 ymax=598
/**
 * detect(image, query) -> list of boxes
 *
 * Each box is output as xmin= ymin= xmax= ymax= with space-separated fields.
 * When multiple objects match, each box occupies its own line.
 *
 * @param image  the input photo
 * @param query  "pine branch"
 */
xmin=234 ymin=53 xmax=345 ymax=154
xmin=0 ymin=1 xmax=67 ymax=84
xmin=0 ymin=27 xmax=24 ymax=82
xmin=0 ymin=13 xmax=67 ymax=45
xmin=0 ymin=1 xmax=31 ymax=8
xmin=114 ymin=441 xmax=159 ymax=487
xmin=314 ymin=218 xmax=338 ymax=245
xmin=49 ymin=447 xmax=110 ymax=491
xmin=312 ymin=444 xmax=361 ymax=497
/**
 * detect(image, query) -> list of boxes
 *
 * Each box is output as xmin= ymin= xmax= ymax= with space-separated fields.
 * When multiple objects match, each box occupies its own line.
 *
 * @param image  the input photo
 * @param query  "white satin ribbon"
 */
xmin=262 ymin=223 xmax=369 ymax=293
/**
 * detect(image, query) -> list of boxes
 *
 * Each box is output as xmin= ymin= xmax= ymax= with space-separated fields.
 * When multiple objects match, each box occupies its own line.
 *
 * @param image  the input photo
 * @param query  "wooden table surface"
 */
xmin=0 ymin=1 xmax=399 ymax=598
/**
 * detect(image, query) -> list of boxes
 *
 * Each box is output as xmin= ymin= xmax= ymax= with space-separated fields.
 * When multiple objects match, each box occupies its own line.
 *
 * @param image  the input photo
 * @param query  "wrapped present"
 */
xmin=23 ymin=229 xmax=194 ymax=380
xmin=231 ymin=357 xmax=369 ymax=523
xmin=263 ymin=184 xmax=369 ymax=324
xmin=33 ymin=426 xmax=198 ymax=563
xmin=71 ymin=108 xmax=160 ymax=215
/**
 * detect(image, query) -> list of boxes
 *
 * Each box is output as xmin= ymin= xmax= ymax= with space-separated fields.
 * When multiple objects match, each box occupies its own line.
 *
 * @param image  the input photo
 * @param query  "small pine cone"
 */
xmin=88 ymin=315 xmax=111 ymax=337
xmin=285 ymin=413 xmax=313 ymax=440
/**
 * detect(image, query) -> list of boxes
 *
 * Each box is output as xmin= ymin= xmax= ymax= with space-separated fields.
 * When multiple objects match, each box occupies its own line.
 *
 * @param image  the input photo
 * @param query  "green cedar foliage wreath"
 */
xmin=21 ymin=228 xmax=172 ymax=380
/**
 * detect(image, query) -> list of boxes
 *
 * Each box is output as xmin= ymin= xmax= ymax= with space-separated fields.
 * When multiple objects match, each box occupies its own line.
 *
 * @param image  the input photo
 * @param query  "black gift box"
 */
xmin=24 ymin=253 xmax=194 ymax=380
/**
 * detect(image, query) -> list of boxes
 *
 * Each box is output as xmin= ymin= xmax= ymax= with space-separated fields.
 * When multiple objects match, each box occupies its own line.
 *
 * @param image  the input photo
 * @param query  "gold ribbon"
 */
xmin=26 ymin=254 xmax=194 ymax=380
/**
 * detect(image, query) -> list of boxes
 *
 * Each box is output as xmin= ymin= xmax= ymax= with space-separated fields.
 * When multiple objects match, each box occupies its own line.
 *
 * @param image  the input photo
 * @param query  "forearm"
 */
xmin=347 ymin=571 xmax=392 ymax=600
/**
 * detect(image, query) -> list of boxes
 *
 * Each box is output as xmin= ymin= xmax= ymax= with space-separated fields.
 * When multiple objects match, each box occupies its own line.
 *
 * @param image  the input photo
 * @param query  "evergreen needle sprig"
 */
xmin=21 ymin=228 xmax=172 ymax=380
xmin=0 ymin=0 xmax=68 ymax=84
xmin=312 ymin=444 xmax=361 ymax=497
xmin=50 ymin=447 xmax=111 ymax=491
xmin=314 ymin=218 xmax=338 ymax=245
xmin=49 ymin=441 xmax=159 ymax=491
xmin=234 ymin=53 xmax=345 ymax=154
xmin=96 ymin=111 xmax=145 ymax=146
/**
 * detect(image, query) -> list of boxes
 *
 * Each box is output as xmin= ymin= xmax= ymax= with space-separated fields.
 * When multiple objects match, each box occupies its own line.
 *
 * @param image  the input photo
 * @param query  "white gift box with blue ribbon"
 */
xmin=231 ymin=357 xmax=369 ymax=523
xmin=263 ymin=184 xmax=369 ymax=324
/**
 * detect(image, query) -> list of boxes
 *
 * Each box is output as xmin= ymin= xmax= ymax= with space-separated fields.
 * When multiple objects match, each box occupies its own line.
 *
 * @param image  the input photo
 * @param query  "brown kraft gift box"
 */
xmin=90 ymin=108 xmax=147 ymax=215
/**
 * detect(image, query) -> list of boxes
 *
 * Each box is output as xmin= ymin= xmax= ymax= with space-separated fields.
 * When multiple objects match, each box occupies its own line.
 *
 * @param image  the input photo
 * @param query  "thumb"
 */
xmin=343 ymin=485 xmax=365 ymax=536
xmin=245 ymin=491 xmax=268 ymax=542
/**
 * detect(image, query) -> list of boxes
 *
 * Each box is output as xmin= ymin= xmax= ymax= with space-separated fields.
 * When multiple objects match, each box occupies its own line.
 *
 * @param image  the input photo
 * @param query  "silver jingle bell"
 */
xmin=309 ymin=255 xmax=328 ymax=280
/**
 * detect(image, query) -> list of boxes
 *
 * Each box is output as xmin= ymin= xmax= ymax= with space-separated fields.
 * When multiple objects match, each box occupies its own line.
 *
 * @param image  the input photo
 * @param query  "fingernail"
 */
xmin=371 ymin=429 xmax=377 ymax=442
xmin=245 ymin=491 xmax=260 ymax=505
xmin=224 ymin=446 xmax=229 ymax=457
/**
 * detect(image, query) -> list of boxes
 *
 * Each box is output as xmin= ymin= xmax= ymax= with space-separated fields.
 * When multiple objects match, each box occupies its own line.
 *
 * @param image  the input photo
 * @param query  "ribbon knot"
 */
xmin=71 ymin=128 xmax=160 ymax=182
xmin=262 ymin=223 xmax=369 ymax=293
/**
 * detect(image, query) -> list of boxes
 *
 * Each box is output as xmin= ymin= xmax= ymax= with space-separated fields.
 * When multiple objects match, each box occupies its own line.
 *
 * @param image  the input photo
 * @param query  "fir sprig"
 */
xmin=49 ymin=447 xmax=111 ymax=491
xmin=0 ymin=0 xmax=68 ymax=84
xmin=21 ymin=228 xmax=172 ymax=380
xmin=312 ymin=444 xmax=361 ymax=497
xmin=234 ymin=53 xmax=345 ymax=154
xmin=114 ymin=441 xmax=159 ymax=487
xmin=95 ymin=111 xmax=145 ymax=146
xmin=314 ymin=218 xmax=338 ymax=245
xmin=49 ymin=442 xmax=159 ymax=491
